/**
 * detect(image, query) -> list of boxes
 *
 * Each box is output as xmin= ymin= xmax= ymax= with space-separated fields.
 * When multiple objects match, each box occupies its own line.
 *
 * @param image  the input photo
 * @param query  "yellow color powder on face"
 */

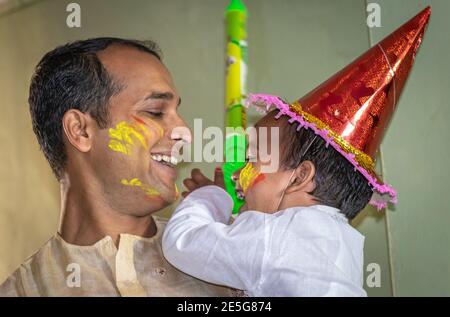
xmin=147 ymin=118 xmax=164 ymax=139
xmin=121 ymin=178 xmax=160 ymax=197
xmin=174 ymin=183 xmax=179 ymax=199
xmin=239 ymin=163 xmax=260 ymax=193
xmin=108 ymin=121 xmax=149 ymax=155
xmin=131 ymin=115 xmax=164 ymax=140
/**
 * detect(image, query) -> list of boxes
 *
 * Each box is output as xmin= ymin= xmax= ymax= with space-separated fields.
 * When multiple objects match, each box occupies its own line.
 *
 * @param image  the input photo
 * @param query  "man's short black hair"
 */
xmin=279 ymin=114 xmax=373 ymax=219
xmin=29 ymin=37 xmax=161 ymax=180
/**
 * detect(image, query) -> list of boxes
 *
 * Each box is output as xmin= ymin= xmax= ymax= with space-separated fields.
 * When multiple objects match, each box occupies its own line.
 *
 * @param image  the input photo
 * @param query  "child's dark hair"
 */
xmin=279 ymin=113 xmax=373 ymax=219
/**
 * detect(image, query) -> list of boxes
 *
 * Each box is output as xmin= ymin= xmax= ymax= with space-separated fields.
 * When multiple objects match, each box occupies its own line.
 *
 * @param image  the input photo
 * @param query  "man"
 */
xmin=0 ymin=38 xmax=233 ymax=296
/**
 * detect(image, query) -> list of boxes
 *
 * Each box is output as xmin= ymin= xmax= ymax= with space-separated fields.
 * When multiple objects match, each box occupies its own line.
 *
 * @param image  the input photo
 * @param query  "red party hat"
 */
xmin=246 ymin=7 xmax=431 ymax=209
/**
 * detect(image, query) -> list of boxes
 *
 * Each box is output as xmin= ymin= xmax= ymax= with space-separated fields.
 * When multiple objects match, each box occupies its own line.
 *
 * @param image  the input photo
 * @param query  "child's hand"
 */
xmin=181 ymin=167 xmax=225 ymax=198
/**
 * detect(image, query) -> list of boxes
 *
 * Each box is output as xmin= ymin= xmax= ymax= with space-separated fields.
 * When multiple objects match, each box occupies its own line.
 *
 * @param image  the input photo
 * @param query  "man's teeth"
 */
xmin=151 ymin=154 xmax=179 ymax=166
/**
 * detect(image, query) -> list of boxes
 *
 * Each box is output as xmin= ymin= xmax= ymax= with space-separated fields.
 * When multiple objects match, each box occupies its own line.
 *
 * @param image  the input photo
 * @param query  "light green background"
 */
xmin=0 ymin=0 xmax=448 ymax=296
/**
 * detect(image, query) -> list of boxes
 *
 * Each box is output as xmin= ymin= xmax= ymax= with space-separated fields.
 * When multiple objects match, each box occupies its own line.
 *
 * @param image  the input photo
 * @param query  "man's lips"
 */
xmin=149 ymin=151 xmax=179 ymax=183
xmin=150 ymin=152 xmax=179 ymax=168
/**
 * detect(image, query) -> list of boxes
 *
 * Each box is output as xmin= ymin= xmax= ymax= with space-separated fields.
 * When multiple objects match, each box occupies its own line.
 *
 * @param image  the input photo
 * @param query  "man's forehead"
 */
xmin=97 ymin=44 xmax=174 ymax=89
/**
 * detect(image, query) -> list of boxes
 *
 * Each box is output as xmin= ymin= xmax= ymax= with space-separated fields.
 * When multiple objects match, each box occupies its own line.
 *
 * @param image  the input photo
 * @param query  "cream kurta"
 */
xmin=0 ymin=216 xmax=233 ymax=297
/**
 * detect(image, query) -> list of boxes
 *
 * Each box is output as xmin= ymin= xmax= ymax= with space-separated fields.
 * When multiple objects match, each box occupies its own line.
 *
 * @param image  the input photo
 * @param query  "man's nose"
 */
xmin=169 ymin=115 xmax=192 ymax=144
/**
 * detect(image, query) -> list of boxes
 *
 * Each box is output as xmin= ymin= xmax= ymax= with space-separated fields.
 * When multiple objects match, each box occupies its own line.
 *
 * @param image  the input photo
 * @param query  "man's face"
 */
xmin=90 ymin=45 xmax=190 ymax=216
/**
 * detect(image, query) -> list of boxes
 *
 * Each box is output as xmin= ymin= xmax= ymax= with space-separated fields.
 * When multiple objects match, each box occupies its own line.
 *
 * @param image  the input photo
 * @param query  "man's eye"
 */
xmin=146 ymin=111 xmax=163 ymax=118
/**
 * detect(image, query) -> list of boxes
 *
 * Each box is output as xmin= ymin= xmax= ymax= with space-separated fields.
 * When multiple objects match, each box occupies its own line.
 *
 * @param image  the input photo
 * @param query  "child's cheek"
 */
xmin=243 ymin=174 xmax=266 ymax=211
xmin=243 ymin=174 xmax=266 ymax=200
xmin=251 ymin=173 xmax=266 ymax=188
xmin=239 ymin=163 xmax=260 ymax=193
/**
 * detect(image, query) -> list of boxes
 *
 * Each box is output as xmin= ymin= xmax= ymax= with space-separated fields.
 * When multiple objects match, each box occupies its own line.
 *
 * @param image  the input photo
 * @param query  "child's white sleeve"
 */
xmin=162 ymin=185 xmax=268 ymax=292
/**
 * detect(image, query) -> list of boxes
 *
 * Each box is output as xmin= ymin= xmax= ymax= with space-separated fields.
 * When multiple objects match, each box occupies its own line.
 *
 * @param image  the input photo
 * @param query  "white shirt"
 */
xmin=162 ymin=186 xmax=367 ymax=297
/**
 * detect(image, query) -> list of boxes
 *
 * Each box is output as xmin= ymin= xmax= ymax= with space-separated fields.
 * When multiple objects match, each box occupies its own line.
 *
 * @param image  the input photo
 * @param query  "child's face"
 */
xmin=233 ymin=113 xmax=294 ymax=213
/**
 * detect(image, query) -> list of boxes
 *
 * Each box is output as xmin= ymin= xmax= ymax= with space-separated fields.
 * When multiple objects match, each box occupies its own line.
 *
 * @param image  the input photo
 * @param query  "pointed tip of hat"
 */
xmin=417 ymin=6 xmax=432 ymax=27
xmin=289 ymin=6 xmax=431 ymax=162
xmin=398 ymin=6 xmax=432 ymax=35
xmin=422 ymin=5 xmax=432 ymax=16
xmin=376 ymin=5 xmax=431 ymax=60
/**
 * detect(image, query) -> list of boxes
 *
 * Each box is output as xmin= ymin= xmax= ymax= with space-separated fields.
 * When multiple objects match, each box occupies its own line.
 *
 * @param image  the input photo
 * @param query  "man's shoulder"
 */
xmin=0 ymin=235 xmax=57 ymax=296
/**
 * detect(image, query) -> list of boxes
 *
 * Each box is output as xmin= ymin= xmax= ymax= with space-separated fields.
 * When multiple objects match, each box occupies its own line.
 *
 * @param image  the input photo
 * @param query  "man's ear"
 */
xmin=62 ymin=109 xmax=95 ymax=153
xmin=284 ymin=160 xmax=316 ymax=194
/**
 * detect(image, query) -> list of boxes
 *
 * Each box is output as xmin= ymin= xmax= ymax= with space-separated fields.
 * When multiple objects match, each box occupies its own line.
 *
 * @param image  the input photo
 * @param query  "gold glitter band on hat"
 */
xmin=290 ymin=101 xmax=376 ymax=174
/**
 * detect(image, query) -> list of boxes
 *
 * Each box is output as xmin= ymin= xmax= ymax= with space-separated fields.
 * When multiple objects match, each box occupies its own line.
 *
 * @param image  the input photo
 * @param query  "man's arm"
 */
xmin=162 ymin=185 xmax=268 ymax=292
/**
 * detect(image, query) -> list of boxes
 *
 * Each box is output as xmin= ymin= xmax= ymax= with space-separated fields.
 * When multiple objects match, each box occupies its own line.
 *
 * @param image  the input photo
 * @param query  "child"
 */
xmin=162 ymin=7 xmax=430 ymax=296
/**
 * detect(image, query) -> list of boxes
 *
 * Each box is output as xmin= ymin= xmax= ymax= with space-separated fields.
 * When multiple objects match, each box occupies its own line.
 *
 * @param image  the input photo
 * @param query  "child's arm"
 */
xmin=162 ymin=185 xmax=267 ymax=292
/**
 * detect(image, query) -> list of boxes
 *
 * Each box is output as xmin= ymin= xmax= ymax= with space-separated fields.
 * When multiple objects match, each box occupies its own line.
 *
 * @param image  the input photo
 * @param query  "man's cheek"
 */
xmin=131 ymin=115 xmax=164 ymax=144
xmin=104 ymin=120 xmax=162 ymax=200
xmin=145 ymin=136 xmax=161 ymax=152
xmin=107 ymin=121 xmax=150 ymax=156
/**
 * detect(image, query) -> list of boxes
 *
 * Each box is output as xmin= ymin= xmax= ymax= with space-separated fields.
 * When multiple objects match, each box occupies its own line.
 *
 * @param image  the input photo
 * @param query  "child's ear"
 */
xmin=284 ymin=160 xmax=316 ymax=194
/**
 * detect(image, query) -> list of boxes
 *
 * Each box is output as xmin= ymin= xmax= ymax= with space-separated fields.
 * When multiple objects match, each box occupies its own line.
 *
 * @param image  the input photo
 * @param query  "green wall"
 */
xmin=0 ymin=0 xmax=448 ymax=296
xmin=369 ymin=0 xmax=450 ymax=296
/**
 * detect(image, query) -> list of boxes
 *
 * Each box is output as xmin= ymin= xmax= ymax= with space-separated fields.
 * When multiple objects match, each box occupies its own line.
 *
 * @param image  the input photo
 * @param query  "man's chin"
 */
xmin=153 ymin=184 xmax=179 ymax=204
xmin=143 ymin=173 xmax=178 ymax=199
xmin=135 ymin=196 xmax=169 ymax=216
xmin=150 ymin=159 xmax=178 ymax=181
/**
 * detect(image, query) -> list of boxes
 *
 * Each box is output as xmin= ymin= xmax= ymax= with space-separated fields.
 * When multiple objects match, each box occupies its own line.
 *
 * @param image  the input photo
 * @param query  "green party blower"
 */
xmin=223 ymin=0 xmax=248 ymax=214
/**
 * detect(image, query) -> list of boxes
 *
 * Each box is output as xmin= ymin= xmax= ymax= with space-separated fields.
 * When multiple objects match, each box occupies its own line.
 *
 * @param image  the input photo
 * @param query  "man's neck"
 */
xmin=58 ymin=177 xmax=157 ymax=247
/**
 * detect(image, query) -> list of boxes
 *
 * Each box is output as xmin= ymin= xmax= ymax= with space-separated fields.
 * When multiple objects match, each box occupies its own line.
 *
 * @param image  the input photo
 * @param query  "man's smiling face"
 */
xmin=90 ymin=44 xmax=191 ymax=216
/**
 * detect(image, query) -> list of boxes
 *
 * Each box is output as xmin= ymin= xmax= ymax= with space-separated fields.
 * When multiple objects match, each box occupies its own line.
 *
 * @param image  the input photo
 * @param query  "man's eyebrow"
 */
xmin=145 ymin=92 xmax=181 ymax=106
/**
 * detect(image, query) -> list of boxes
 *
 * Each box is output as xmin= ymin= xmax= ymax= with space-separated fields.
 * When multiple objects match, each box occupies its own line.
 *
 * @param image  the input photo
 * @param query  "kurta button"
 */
xmin=155 ymin=267 xmax=166 ymax=276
